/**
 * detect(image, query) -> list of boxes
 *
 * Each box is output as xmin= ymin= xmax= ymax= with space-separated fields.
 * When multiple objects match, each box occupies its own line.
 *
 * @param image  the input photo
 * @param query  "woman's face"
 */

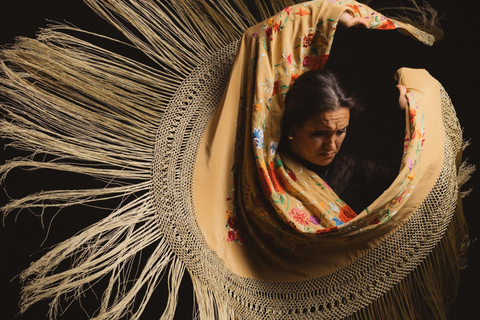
xmin=289 ymin=108 xmax=350 ymax=166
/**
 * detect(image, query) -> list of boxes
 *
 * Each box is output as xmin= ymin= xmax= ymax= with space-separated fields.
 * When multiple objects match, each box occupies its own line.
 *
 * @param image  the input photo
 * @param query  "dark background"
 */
xmin=1 ymin=0 xmax=479 ymax=319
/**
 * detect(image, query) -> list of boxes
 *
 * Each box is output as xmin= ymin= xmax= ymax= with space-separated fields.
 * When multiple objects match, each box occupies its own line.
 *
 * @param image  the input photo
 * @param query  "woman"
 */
xmin=280 ymin=68 xmax=406 ymax=213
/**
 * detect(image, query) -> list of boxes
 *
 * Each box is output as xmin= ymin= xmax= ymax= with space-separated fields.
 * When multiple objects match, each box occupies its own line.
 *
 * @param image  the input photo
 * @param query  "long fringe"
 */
xmin=190 ymin=273 xmax=236 ymax=320
xmin=0 ymin=1 xmax=449 ymax=319
xmin=82 ymin=0 xmax=294 ymax=74
xmin=17 ymin=195 xmax=171 ymax=320
xmin=457 ymin=146 xmax=475 ymax=197
xmin=367 ymin=0 xmax=444 ymax=42
xmin=348 ymin=195 xmax=469 ymax=320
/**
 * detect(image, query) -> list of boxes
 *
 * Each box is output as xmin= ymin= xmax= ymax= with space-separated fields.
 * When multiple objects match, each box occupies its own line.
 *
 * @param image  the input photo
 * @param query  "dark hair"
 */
xmin=280 ymin=69 xmax=362 ymax=146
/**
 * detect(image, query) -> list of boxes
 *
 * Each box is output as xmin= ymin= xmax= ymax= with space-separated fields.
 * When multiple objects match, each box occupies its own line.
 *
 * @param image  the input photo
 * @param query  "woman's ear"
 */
xmin=288 ymin=127 xmax=297 ymax=140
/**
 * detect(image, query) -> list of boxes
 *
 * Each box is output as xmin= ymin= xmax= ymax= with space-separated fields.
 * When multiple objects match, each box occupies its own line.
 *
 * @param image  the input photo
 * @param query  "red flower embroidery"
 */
xmin=303 ymin=33 xmax=315 ymax=47
xmin=288 ymin=171 xmax=297 ymax=181
xmin=265 ymin=27 xmax=273 ymax=41
xmin=311 ymin=54 xmax=329 ymax=70
xmin=267 ymin=161 xmax=284 ymax=193
xmin=316 ymin=226 xmax=339 ymax=235
xmin=273 ymin=21 xmax=281 ymax=33
xmin=291 ymin=73 xmax=299 ymax=83
xmin=286 ymin=53 xmax=292 ymax=65
xmin=227 ymin=215 xmax=238 ymax=229
xmin=409 ymin=109 xmax=417 ymax=124
xmin=346 ymin=4 xmax=360 ymax=13
xmin=339 ymin=205 xmax=357 ymax=223
xmin=303 ymin=56 xmax=311 ymax=67
xmin=289 ymin=208 xmax=309 ymax=226
xmin=378 ymin=19 xmax=395 ymax=30
xmin=295 ymin=8 xmax=311 ymax=16
xmin=284 ymin=6 xmax=293 ymax=15
xmin=236 ymin=229 xmax=246 ymax=244
xmin=272 ymin=80 xmax=280 ymax=96
xmin=258 ymin=167 xmax=272 ymax=198
xmin=227 ymin=230 xmax=236 ymax=242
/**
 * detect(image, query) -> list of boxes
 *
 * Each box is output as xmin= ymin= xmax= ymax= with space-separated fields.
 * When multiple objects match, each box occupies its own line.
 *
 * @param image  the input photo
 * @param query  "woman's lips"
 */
xmin=319 ymin=152 xmax=335 ymax=159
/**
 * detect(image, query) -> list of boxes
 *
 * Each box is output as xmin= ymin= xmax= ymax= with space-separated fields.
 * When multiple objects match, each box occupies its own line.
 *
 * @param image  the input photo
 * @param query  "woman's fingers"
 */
xmin=338 ymin=12 xmax=369 ymax=28
xmin=397 ymin=85 xmax=407 ymax=110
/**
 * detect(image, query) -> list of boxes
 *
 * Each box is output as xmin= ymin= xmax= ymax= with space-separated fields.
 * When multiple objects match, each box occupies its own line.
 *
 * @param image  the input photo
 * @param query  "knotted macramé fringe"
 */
xmin=185 ymin=190 xmax=470 ymax=320
xmin=0 ymin=1 xmax=456 ymax=319
xmin=457 ymin=141 xmax=475 ymax=198
xmin=346 ymin=195 xmax=469 ymax=320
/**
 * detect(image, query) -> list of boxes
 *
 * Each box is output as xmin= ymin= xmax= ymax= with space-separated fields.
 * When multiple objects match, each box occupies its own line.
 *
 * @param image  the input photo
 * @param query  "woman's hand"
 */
xmin=397 ymin=85 xmax=407 ymax=110
xmin=339 ymin=11 xmax=369 ymax=28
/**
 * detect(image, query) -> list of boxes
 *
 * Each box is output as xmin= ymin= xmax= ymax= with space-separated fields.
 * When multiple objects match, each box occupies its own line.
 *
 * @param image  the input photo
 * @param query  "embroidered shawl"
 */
xmin=0 ymin=1 xmax=470 ymax=319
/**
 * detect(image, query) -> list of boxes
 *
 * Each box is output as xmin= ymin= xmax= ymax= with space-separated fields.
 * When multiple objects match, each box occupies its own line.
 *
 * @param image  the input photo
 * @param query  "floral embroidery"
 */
xmin=227 ymin=230 xmax=236 ymax=242
xmin=227 ymin=214 xmax=238 ymax=229
xmin=303 ymin=56 xmax=312 ymax=67
xmin=316 ymin=226 xmax=339 ymax=235
xmin=288 ymin=171 xmax=297 ymax=181
xmin=339 ymin=205 xmax=357 ymax=222
xmin=273 ymin=21 xmax=281 ymax=33
xmin=268 ymin=161 xmax=285 ymax=193
xmin=265 ymin=27 xmax=273 ymax=41
xmin=272 ymin=80 xmax=280 ymax=96
xmin=252 ymin=127 xmax=264 ymax=149
xmin=295 ymin=7 xmax=311 ymax=16
xmin=226 ymin=205 xmax=246 ymax=245
xmin=409 ymin=109 xmax=417 ymax=124
xmin=269 ymin=141 xmax=278 ymax=156
xmin=378 ymin=19 xmax=396 ymax=30
xmin=329 ymin=201 xmax=340 ymax=213
xmin=312 ymin=55 xmax=328 ymax=70
xmin=407 ymin=158 xmax=414 ymax=170
xmin=232 ymin=0 xmax=428 ymax=248
xmin=258 ymin=166 xmax=272 ymax=198
xmin=291 ymin=73 xmax=299 ymax=83
xmin=267 ymin=17 xmax=276 ymax=27
xmin=332 ymin=217 xmax=344 ymax=226
xmin=303 ymin=33 xmax=315 ymax=47
xmin=310 ymin=214 xmax=321 ymax=225
xmin=346 ymin=4 xmax=360 ymax=13
xmin=289 ymin=208 xmax=309 ymax=226
xmin=286 ymin=53 xmax=292 ymax=65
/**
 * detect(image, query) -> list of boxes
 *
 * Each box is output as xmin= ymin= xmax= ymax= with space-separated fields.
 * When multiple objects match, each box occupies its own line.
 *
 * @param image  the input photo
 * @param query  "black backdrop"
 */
xmin=1 ymin=1 xmax=479 ymax=319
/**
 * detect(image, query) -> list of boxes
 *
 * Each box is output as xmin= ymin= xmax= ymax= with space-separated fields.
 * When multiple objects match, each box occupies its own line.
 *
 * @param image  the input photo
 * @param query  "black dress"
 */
xmin=286 ymin=149 xmax=395 ymax=214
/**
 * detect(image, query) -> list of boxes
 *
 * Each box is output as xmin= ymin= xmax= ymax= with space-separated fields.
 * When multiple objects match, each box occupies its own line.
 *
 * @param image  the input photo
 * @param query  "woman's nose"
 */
xmin=323 ymin=135 xmax=336 ymax=151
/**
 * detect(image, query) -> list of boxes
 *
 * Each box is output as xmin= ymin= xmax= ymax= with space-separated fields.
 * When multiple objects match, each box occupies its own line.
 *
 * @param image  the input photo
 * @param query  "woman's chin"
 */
xmin=313 ymin=155 xmax=335 ymax=166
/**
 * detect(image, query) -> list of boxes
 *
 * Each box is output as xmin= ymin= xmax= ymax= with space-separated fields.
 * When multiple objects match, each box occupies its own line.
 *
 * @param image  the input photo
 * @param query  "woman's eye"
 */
xmin=337 ymin=129 xmax=347 ymax=135
xmin=313 ymin=131 xmax=325 ymax=137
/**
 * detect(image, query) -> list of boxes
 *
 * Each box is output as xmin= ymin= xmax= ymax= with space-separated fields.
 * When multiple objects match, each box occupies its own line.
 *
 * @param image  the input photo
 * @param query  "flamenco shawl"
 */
xmin=0 ymin=0 xmax=471 ymax=319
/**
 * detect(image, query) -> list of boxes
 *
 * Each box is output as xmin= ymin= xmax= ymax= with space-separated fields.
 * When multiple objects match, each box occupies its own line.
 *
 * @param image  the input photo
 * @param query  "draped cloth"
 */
xmin=0 ymin=1 xmax=471 ymax=319
xmin=189 ymin=3 xmax=467 ymax=318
